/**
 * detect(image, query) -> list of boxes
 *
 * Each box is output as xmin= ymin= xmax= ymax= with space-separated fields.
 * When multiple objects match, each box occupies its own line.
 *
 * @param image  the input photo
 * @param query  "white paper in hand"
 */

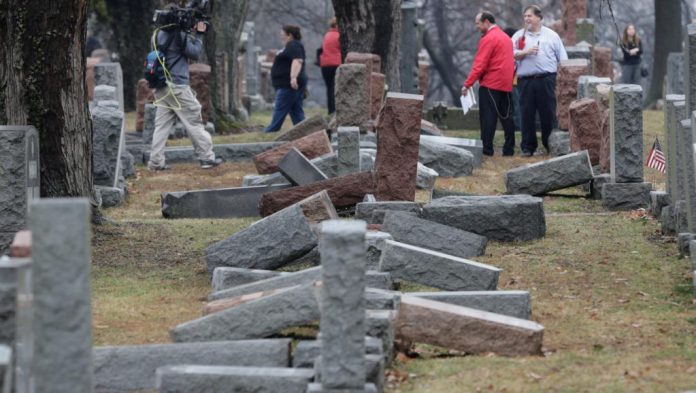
xmin=460 ymin=90 xmax=476 ymax=115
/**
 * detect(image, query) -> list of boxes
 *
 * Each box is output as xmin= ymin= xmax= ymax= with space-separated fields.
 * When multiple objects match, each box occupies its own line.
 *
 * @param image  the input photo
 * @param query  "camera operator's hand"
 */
xmin=195 ymin=21 xmax=207 ymax=34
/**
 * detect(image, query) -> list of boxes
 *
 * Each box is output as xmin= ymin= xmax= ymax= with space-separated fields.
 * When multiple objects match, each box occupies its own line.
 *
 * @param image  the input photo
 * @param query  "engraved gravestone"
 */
xmin=0 ymin=126 xmax=40 ymax=254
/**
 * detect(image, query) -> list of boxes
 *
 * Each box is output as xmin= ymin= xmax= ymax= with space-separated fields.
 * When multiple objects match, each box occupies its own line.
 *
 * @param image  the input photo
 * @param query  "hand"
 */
xmin=461 ymin=86 xmax=468 ymax=96
xmin=290 ymin=77 xmax=299 ymax=90
xmin=629 ymin=48 xmax=638 ymax=55
xmin=527 ymin=44 xmax=539 ymax=56
xmin=195 ymin=21 xmax=207 ymax=33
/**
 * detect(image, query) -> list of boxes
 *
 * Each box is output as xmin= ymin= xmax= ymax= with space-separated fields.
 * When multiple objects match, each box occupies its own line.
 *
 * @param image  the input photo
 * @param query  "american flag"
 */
xmin=646 ymin=138 xmax=666 ymax=173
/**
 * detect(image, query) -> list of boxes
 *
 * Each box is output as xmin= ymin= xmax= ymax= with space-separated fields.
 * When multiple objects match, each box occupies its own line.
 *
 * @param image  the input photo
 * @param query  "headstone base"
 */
xmin=601 ymin=182 xmax=651 ymax=211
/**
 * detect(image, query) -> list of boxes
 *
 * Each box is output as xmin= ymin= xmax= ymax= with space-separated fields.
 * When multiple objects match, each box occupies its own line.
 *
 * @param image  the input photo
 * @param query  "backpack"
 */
xmin=143 ymin=30 xmax=184 ymax=89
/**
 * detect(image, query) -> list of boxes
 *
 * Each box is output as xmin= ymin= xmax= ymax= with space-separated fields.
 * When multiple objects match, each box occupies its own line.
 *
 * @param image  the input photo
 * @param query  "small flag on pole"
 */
xmin=646 ymin=137 xmax=666 ymax=173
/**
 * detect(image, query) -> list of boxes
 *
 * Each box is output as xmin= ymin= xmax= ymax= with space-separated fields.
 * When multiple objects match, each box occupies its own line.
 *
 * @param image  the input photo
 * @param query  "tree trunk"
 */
xmin=422 ymin=0 xmax=463 ymax=106
xmin=332 ymin=0 xmax=402 ymax=91
xmin=103 ymin=0 xmax=157 ymax=111
xmin=0 ymin=0 xmax=100 ymax=218
xmin=648 ymin=0 xmax=682 ymax=105
xmin=207 ymin=0 xmax=248 ymax=127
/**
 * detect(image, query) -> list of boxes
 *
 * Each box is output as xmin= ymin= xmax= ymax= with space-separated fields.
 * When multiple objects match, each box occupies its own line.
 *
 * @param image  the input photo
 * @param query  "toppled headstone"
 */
xmin=335 ymin=63 xmax=370 ymax=127
xmin=337 ymin=127 xmax=361 ymax=176
xmin=420 ymin=119 xmax=443 ymax=136
xmin=96 ymin=186 xmax=125 ymax=208
xmin=209 ymin=266 xmax=322 ymax=301
xmin=374 ymin=93 xmax=424 ymax=201
xmin=422 ymin=195 xmax=546 ymax=241
xmin=156 ymin=366 xmax=314 ymax=393
xmin=610 ymin=84 xmax=644 ymax=183
xmin=279 ymin=148 xmax=329 ymax=186
xmin=556 ymin=59 xmax=591 ymax=130
xmin=569 ymin=99 xmax=602 ymax=164
xmin=601 ymin=182 xmax=652 ymax=210
xmin=275 ymin=114 xmax=328 ymax=142
xmin=293 ymin=337 xmax=383 ymax=368
xmin=382 ymin=211 xmax=487 ymax=258
xmin=378 ymin=240 xmax=500 ymax=291
xmin=411 ymin=291 xmax=531 ymax=320
xmin=418 ymin=137 xmax=474 ymax=177
xmin=505 ymin=150 xmax=594 ymax=195
xmin=172 ymin=283 xmax=320 ymax=342
xmin=548 ymin=130 xmax=570 ymax=156
xmin=420 ymin=135 xmax=483 ymax=167
xmin=259 ymin=171 xmax=376 ymax=216
xmin=366 ymin=231 xmax=393 ymax=270
xmin=355 ymin=201 xmax=421 ymax=225
xmin=94 ymin=340 xmax=292 ymax=392
xmin=254 ymin=130 xmax=332 ymax=174
xmin=212 ymin=267 xmax=288 ymax=292
xmin=395 ymin=295 xmax=544 ymax=356
xmin=417 ymin=162 xmax=438 ymax=189
xmin=205 ymin=203 xmax=318 ymax=274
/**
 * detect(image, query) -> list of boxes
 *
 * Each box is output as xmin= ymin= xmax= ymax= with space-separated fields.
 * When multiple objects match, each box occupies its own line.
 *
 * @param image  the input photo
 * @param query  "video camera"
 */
xmin=153 ymin=0 xmax=211 ymax=33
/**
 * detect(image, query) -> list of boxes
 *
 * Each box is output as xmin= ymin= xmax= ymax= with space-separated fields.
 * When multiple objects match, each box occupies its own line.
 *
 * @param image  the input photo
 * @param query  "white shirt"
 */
xmin=511 ymin=26 xmax=568 ymax=77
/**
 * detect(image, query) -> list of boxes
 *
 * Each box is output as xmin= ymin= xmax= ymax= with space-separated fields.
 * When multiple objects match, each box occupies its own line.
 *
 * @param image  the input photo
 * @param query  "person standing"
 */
xmin=265 ymin=25 xmax=307 ymax=132
xmin=147 ymin=19 xmax=223 ymax=171
xmin=461 ymin=12 xmax=516 ymax=157
xmin=619 ymin=24 xmax=643 ymax=84
xmin=320 ymin=18 xmax=341 ymax=115
xmin=512 ymin=4 xmax=568 ymax=157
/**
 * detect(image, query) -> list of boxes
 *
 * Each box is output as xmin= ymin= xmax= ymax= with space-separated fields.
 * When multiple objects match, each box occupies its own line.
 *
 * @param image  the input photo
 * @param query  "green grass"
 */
xmin=93 ymin=109 xmax=696 ymax=391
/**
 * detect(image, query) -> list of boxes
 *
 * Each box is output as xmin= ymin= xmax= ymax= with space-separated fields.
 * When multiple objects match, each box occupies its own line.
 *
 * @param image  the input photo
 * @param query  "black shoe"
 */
xmin=483 ymin=151 xmax=494 ymax=157
xmin=200 ymin=157 xmax=223 ymax=169
xmin=503 ymin=151 xmax=514 ymax=157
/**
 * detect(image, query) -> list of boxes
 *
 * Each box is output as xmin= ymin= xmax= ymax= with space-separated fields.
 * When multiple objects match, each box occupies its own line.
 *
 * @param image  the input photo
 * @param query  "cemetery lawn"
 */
xmin=93 ymin=109 xmax=696 ymax=391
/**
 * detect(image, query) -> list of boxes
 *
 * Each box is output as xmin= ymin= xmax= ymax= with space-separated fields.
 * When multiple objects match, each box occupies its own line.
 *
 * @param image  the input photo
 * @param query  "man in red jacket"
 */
xmin=462 ymin=11 xmax=516 ymax=157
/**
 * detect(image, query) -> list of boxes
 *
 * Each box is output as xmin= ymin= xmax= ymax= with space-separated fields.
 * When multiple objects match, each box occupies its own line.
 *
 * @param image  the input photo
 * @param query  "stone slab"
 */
xmin=209 ymin=266 xmax=322 ymax=301
xmin=156 ymin=365 xmax=314 ymax=393
xmin=601 ymin=182 xmax=652 ymax=211
xmin=0 ymin=345 xmax=10 ymax=393
xmin=365 ymin=310 xmax=396 ymax=363
xmin=211 ymin=268 xmax=288 ymax=293
xmin=395 ymin=295 xmax=544 ymax=356
xmin=366 ymin=231 xmax=393 ymax=270
xmin=205 ymin=203 xmax=317 ymax=274
xmin=254 ymin=130 xmax=333 ymax=175
xmin=161 ymin=184 xmax=290 ymax=219
xmin=279 ymin=148 xmax=329 ymax=186
xmin=418 ymin=137 xmax=474 ymax=177
xmin=422 ymin=195 xmax=546 ymax=242
xmin=94 ymin=340 xmax=292 ymax=392
xmin=610 ymin=85 xmax=644 ymax=183
xmin=549 ymin=130 xmax=571 ymax=156
xmin=293 ymin=337 xmax=383 ymax=368
xmin=664 ymin=95 xmax=685 ymax=203
xmin=259 ymin=171 xmax=376 ymax=217
xmin=410 ymin=291 xmax=531 ymax=320
xmin=275 ymin=114 xmax=328 ymax=142
xmin=588 ymin=173 xmax=612 ymax=200
xmin=381 ymin=210 xmax=487 ymax=259
xmin=365 ymin=271 xmax=394 ymax=290
xmin=374 ymin=93 xmax=424 ymax=201
xmin=419 ymin=135 xmax=483 ymax=167
xmin=307 ymin=382 xmax=378 ymax=393
xmin=96 ymin=186 xmax=125 ymax=208
xmin=505 ymin=150 xmax=594 ymax=195
xmin=336 ymin=63 xmax=370 ymax=127
xmin=660 ymin=205 xmax=677 ymax=235
xmin=650 ymin=191 xmax=670 ymax=218
xmin=378 ymin=240 xmax=500 ymax=291
xmin=337 ymin=127 xmax=361 ymax=176
xmin=171 ymin=283 xmax=320 ymax=342
xmin=417 ymin=162 xmax=438 ymax=190
xmin=355 ymin=202 xmax=422 ymax=225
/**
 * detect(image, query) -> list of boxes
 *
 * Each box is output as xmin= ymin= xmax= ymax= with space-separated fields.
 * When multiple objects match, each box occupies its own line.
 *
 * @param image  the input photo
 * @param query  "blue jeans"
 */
xmin=264 ymin=87 xmax=305 ymax=132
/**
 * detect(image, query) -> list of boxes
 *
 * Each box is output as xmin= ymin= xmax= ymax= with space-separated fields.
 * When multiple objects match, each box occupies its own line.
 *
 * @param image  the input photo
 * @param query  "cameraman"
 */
xmin=147 ymin=19 xmax=223 ymax=171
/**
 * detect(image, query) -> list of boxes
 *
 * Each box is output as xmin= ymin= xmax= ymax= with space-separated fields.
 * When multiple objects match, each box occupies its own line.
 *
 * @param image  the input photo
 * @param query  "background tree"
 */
xmin=332 ymin=0 xmax=402 ymax=91
xmin=0 ymin=0 xmax=100 ymax=217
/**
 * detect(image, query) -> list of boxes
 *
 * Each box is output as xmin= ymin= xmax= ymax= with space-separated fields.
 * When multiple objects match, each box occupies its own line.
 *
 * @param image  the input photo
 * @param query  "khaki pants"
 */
xmin=148 ymin=84 xmax=215 ymax=167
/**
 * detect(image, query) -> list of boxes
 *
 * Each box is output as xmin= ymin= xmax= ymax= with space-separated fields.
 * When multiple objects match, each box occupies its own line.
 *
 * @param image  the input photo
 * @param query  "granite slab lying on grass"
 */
xmin=156 ymin=365 xmax=314 ymax=393
xmin=504 ymin=150 xmax=594 ymax=195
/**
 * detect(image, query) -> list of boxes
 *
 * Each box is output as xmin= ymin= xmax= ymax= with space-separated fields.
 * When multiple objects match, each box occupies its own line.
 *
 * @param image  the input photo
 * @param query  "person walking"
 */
xmin=147 ymin=18 xmax=222 ymax=171
xmin=462 ymin=11 xmax=516 ymax=156
xmin=265 ymin=25 xmax=307 ymax=132
xmin=619 ymin=24 xmax=643 ymax=84
xmin=319 ymin=18 xmax=341 ymax=115
xmin=511 ymin=4 xmax=568 ymax=157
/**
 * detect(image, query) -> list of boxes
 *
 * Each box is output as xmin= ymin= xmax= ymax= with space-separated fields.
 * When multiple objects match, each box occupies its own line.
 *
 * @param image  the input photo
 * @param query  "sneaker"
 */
xmin=147 ymin=163 xmax=170 ymax=172
xmin=200 ymin=157 xmax=224 ymax=169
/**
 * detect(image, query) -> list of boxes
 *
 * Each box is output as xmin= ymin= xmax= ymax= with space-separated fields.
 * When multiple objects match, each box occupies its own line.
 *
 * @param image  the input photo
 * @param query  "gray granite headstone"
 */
xmin=418 ymin=138 xmax=474 ymax=177
xmin=666 ymin=52 xmax=684 ymax=95
xmin=601 ymin=182 xmax=652 ymax=211
xmin=679 ymin=118 xmax=696 ymax=231
xmin=565 ymin=45 xmax=591 ymax=60
xmin=279 ymin=148 xmax=329 ymax=186
xmin=93 ymin=84 xmax=116 ymax=102
xmin=336 ymin=64 xmax=369 ymax=127
xmin=0 ymin=344 xmax=10 ymax=393
xmin=337 ymin=127 xmax=361 ymax=176
xmin=685 ymin=25 xmax=696 ymax=115
xmin=609 ymin=84 xmax=643 ymax=183
xmin=142 ymin=103 xmax=157 ymax=145
xmin=419 ymin=135 xmax=483 ymax=167
xmin=665 ymin=95 xmax=686 ymax=204
xmin=400 ymin=1 xmax=419 ymax=94
xmin=93 ymin=62 xmax=124 ymax=112
xmin=318 ymin=220 xmax=367 ymax=389
xmin=504 ymin=150 xmax=594 ymax=195
xmin=156 ymin=365 xmax=315 ymax=393
xmin=0 ymin=126 xmax=40 ymax=254
xmin=92 ymin=100 xmax=125 ymax=187
xmin=29 ymin=198 xmax=93 ymax=393
xmin=548 ymin=130 xmax=571 ymax=156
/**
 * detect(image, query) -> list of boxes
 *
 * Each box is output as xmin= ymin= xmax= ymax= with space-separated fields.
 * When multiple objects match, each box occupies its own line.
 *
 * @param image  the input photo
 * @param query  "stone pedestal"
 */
xmin=610 ymin=85 xmax=643 ymax=183
xmin=336 ymin=64 xmax=369 ymax=127
xmin=400 ymin=2 xmax=419 ymax=94
xmin=93 ymin=62 xmax=124 ymax=112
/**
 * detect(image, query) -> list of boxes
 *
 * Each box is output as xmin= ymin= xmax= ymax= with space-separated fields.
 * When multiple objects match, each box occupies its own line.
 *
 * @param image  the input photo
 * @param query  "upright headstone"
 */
xmin=666 ymin=52 xmax=684 ymax=95
xmin=316 ymin=220 xmax=369 ymax=390
xmin=0 ymin=126 xmax=40 ymax=254
xmin=374 ymin=93 xmax=424 ymax=201
xmin=335 ymin=64 xmax=369 ymax=127
xmin=93 ymin=62 xmax=124 ymax=112
xmin=142 ymin=103 xmax=157 ymax=145
xmin=556 ymin=59 xmax=591 ymax=130
xmin=568 ymin=98 xmax=602 ymax=164
xmin=345 ymin=53 xmax=380 ymax=120
xmin=337 ymin=127 xmax=361 ymax=176
xmin=575 ymin=18 xmax=595 ymax=45
xmin=400 ymin=2 xmax=419 ymax=94
xmin=561 ymin=0 xmax=587 ymax=45
xmin=29 ymin=199 xmax=93 ymax=393
xmin=685 ymin=115 xmax=696 ymax=232
xmin=592 ymin=47 xmax=613 ymax=79
xmin=665 ymin=95 xmax=686 ymax=204
xmin=91 ymin=99 xmax=125 ymax=187
xmin=609 ymin=85 xmax=643 ymax=183
xmin=370 ymin=73 xmax=386 ymax=119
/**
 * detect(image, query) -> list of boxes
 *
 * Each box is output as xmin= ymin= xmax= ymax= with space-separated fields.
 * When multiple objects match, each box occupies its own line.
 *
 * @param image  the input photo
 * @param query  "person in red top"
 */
xmin=320 ymin=18 xmax=341 ymax=114
xmin=462 ymin=11 xmax=516 ymax=156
